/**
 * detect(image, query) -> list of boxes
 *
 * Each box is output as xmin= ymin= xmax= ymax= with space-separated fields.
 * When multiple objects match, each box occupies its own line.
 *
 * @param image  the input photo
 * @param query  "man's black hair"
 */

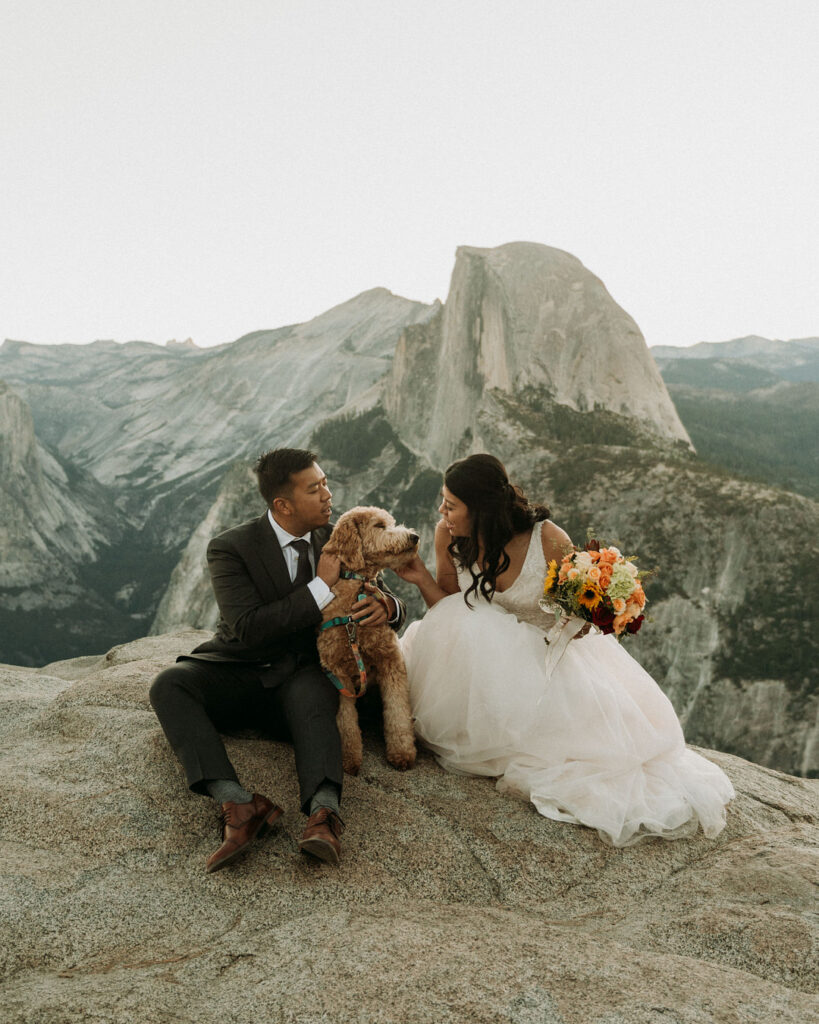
xmin=254 ymin=448 xmax=318 ymax=505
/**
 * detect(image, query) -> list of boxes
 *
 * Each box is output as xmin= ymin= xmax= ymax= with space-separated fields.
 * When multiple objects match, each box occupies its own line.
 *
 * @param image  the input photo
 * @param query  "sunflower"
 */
xmin=543 ymin=559 xmax=558 ymax=594
xmin=577 ymin=582 xmax=603 ymax=610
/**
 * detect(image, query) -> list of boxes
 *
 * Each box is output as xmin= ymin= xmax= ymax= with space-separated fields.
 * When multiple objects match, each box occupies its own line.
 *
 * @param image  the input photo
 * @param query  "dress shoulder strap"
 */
xmin=526 ymin=519 xmax=547 ymax=573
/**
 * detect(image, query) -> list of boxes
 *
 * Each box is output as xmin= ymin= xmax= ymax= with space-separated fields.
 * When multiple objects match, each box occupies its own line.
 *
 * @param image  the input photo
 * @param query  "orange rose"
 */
xmin=612 ymin=597 xmax=627 ymax=614
xmin=589 ymin=550 xmax=601 ymax=562
xmin=599 ymin=550 xmax=618 ymax=566
xmin=587 ymin=566 xmax=602 ymax=583
xmin=599 ymin=567 xmax=613 ymax=588
xmin=612 ymin=613 xmax=630 ymax=634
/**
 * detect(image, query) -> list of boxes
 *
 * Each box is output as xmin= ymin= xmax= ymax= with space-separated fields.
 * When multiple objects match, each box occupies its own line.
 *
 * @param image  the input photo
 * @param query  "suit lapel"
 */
xmin=254 ymin=514 xmax=291 ymax=596
xmin=311 ymin=523 xmax=330 ymax=564
xmin=255 ymin=517 xmax=331 ymax=596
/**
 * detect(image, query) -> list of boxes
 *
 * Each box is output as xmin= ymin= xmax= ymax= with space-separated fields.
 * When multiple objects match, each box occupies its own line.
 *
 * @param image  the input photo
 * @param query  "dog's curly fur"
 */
xmin=317 ymin=506 xmax=419 ymax=776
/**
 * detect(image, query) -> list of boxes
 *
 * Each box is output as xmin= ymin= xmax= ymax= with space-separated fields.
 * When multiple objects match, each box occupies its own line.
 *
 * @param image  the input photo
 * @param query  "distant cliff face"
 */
xmin=0 ymin=288 xmax=437 ymax=527
xmin=0 ymin=290 xmax=437 ymax=663
xmin=384 ymin=243 xmax=690 ymax=465
xmin=652 ymin=336 xmax=819 ymax=500
xmin=0 ymin=381 xmax=115 ymax=582
xmin=0 ymin=381 xmax=47 ymax=563
xmin=0 ymin=381 xmax=131 ymax=663
xmin=150 ymin=463 xmax=262 ymax=635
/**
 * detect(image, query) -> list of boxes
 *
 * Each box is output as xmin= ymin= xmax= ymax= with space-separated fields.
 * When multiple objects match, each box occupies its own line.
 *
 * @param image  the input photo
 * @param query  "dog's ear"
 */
xmin=324 ymin=512 xmax=365 ymax=571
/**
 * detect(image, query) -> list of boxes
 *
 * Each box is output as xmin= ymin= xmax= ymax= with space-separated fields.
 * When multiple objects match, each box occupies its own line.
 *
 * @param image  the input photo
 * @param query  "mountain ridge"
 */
xmin=652 ymin=335 xmax=819 ymax=499
xmin=2 ymin=242 xmax=817 ymax=779
xmin=385 ymin=243 xmax=690 ymax=467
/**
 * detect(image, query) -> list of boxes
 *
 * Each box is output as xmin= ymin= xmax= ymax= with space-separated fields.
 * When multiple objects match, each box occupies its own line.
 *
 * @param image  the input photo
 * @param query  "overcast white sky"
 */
xmin=2 ymin=1 xmax=817 ymax=349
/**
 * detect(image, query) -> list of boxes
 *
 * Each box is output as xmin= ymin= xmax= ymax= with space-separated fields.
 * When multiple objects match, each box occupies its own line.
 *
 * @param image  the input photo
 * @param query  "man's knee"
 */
xmin=282 ymin=665 xmax=339 ymax=717
xmin=305 ymin=667 xmax=341 ymax=710
xmin=149 ymin=664 xmax=191 ymax=711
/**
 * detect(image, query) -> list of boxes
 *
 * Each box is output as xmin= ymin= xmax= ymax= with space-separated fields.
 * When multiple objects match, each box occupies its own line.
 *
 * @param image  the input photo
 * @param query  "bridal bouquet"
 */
xmin=539 ymin=540 xmax=647 ymax=641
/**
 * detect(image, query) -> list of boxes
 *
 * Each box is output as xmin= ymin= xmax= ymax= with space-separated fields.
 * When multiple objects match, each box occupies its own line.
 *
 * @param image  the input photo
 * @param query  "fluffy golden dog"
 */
xmin=317 ymin=506 xmax=419 ymax=775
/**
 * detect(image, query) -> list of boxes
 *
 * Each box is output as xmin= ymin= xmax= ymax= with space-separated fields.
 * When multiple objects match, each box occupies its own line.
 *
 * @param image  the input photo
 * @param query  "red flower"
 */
xmin=590 ymin=605 xmax=615 ymax=634
xmin=626 ymin=615 xmax=645 ymax=635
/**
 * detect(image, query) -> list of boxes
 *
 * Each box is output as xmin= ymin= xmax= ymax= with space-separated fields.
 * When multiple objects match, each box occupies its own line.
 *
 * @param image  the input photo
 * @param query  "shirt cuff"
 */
xmin=307 ymin=576 xmax=334 ymax=611
xmin=386 ymin=595 xmax=400 ymax=623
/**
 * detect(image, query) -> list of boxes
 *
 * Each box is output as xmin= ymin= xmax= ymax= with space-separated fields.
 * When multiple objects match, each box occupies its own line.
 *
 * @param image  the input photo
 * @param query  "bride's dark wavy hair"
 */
xmin=445 ymin=453 xmax=550 ymax=606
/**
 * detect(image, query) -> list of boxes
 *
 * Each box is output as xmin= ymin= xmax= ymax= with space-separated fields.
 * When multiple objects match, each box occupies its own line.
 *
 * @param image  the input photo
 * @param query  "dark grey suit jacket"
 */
xmin=183 ymin=513 xmax=405 ymax=686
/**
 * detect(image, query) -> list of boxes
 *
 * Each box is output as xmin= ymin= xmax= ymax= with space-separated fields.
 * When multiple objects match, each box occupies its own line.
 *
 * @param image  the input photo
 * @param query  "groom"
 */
xmin=149 ymin=447 xmax=405 ymax=872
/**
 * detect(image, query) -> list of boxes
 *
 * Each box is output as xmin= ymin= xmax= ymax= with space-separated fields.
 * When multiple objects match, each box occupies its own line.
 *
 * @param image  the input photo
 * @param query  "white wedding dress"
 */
xmin=401 ymin=522 xmax=734 ymax=847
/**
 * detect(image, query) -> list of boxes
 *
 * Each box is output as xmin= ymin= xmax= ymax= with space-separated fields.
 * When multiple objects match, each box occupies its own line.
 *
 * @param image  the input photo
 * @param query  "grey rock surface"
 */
xmin=384 ymin=242 xmax=691 ymax=466
xmin=1 ymin=632 xmax=817 ymax=1023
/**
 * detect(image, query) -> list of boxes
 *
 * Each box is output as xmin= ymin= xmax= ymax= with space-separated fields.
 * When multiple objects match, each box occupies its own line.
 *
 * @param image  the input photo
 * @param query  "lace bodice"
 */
xmin=457 ymin=520 xmax=556 ymax=631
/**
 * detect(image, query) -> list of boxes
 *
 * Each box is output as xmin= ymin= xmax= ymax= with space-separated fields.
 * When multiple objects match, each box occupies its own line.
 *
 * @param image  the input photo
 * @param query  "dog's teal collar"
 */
xmin=338 ymin=569 xmax=390 ymax=615
xmin=339 ymin=569 xmax=374 ymax=583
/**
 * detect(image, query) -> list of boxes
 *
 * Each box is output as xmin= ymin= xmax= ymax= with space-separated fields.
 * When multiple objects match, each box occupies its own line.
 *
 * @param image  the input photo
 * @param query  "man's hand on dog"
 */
xmin=350 ymin=582 xmax=395 ymax=626
xmin=317 ymin=552 xmax=341 ymax=587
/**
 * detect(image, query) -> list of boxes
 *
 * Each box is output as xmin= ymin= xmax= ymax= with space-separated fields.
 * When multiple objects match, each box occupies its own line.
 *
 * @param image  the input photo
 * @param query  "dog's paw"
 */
xmin=386 ymin=749 xmax=416 ymax=771
xmin=342 ymin=756 xmax=362 ymax=776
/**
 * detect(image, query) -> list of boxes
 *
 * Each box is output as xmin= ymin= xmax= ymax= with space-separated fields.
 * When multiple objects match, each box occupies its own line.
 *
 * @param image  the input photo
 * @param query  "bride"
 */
xmin=397 ymin=453 xmax=734 ymax=847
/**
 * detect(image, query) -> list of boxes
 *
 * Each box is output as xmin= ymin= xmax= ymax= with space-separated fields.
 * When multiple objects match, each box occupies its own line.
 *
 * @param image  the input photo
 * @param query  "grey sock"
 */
xmin=309 ymin=781 xmax=341 ymax=816
xmin=205 ymin=779 xmax=253 ymax=805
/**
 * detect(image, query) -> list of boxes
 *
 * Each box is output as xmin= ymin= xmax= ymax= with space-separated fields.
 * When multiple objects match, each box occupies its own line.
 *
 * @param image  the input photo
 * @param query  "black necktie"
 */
xmin=289 ymin=539 xmax=312 ymax=586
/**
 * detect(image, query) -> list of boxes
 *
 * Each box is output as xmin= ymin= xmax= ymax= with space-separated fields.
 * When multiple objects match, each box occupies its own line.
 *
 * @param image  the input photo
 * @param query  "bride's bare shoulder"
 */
xmin=540 ymin=519 xmax=573 ymax=561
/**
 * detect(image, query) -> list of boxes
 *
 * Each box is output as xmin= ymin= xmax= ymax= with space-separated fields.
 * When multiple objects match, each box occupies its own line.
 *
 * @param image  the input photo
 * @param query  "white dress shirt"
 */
xmin=267 ymin=510 xmax=334 ymax=611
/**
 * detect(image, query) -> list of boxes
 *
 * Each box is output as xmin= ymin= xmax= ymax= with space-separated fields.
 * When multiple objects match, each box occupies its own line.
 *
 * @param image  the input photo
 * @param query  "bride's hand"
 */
xmin=394 ymin=554 xmax=431 ymax=588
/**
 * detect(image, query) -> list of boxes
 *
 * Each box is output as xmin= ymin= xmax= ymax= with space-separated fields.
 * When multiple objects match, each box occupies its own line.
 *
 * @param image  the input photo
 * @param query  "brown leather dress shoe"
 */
xmin=205 ymin=793 xmax=284 ymax=873
xmin=298 ymin=807 xmax=345 ymax=865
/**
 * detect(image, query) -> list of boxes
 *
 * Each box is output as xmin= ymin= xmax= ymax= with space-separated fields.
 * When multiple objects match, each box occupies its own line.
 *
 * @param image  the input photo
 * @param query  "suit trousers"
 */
xmin=149 ymin=658 xmax=343 ymax=813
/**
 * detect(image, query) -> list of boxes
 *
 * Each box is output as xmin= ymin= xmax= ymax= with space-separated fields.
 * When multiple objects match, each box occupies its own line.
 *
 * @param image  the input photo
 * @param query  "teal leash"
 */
xmin=319 ymin=592 xmax=370 ymax=698
xmin=319 ymin=571 xmax=392 ymax=698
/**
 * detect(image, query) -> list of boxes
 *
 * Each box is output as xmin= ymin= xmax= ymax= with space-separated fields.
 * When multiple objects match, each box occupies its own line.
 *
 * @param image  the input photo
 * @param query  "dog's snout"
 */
xmin=409 ymin=533 xmax=420 ymax=544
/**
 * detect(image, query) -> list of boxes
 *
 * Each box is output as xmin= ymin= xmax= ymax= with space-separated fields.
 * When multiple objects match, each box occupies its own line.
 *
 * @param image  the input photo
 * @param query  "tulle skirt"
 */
xmin=401 ymin=594 xmax=734 ymax=847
